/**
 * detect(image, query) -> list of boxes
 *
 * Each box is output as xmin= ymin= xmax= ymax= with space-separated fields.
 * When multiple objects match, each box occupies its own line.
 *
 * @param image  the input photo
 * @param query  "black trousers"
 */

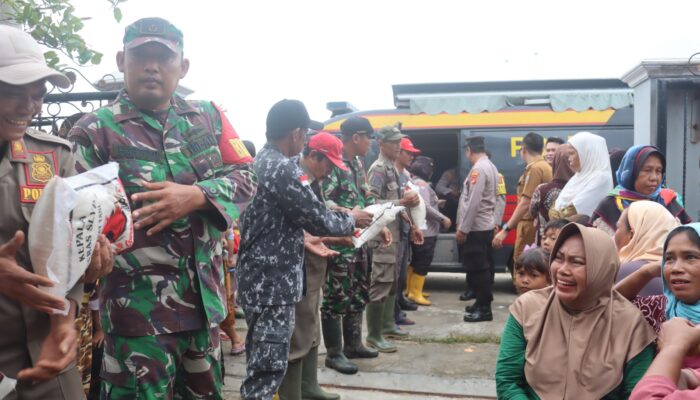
xmin=459 ymin=230 xmax=494 ymax=307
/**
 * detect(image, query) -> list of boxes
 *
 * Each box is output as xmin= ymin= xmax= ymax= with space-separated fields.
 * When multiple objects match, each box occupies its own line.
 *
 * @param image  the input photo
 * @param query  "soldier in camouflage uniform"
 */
xmin=69 ymin=18 xmax=256 ymax=399
xmin=365 ymin=126 xmax=422 ymax=353
xmin=0 ymin=25 xmax=113 ymax=400
xmin=320 ymin=117 xmax=392 ymax=374
xmin=236 ymin=101 xmax=372 ymax=400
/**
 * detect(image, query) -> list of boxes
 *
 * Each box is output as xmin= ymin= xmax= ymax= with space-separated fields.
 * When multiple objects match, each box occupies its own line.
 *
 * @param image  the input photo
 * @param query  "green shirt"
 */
xmin=495 ymin=314 xmax=654 ymax=400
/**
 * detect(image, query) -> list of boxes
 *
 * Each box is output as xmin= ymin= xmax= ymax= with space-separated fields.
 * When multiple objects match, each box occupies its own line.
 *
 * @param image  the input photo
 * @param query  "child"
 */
xmin=541 ymin=219 xmax=569 ymax=255
xmin=514 ymin=248 xmax=551 ymax=295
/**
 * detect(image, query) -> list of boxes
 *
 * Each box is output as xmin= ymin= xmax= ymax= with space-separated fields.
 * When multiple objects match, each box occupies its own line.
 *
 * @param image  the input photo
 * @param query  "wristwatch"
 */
xmin=502 ymin=223 xmax=511 ymax=232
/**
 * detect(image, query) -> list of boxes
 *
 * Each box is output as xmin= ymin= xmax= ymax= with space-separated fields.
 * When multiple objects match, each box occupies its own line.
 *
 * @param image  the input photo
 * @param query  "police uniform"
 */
xmin=456 ymin=146 xmax=500 ymax=317
xmin=0 ymin=130 xmax=85 ymax=400
xmin=514 ymin=155 xmax=552 ymax=263
xmin=236 ymin=143 xmax=354 ymax=400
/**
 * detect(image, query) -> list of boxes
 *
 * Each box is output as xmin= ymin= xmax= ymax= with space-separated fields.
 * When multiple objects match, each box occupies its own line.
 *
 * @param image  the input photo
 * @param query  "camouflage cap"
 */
xmin=123 ymin=17 xmax=183 ymax=53
xmin=376 ymin=125 xmax=406 ymax=142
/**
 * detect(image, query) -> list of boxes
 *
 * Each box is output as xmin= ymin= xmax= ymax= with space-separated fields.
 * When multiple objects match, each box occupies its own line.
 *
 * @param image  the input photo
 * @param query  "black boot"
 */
xmin=398 ymin=293 xmax=417 ymax=311
xmin=463 ymin=305 xmax=493 ymax=322
xmin=343 ymin=312 xmax=378 ymax=359
xmin=464 ymin=303 xmax=478 ymax=313
xmin=321 ymin=315 xmax=358 ymax=374
xmin=459 ymin=289 xmax=476 ymax=301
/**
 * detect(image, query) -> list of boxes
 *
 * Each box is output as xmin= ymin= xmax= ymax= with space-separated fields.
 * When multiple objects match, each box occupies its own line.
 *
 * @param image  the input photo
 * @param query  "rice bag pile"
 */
xmin=28 ymin=162 xmax=133 ymax=314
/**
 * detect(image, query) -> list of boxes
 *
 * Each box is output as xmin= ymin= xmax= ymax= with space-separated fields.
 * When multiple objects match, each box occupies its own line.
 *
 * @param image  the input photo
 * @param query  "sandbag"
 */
xmin=406 ymin=181 xmax=427 ymax=230
xmin=28 ymin=162 xmax=133 ymax=314
xmin=352 ymin=203 xmax=405 ymax=248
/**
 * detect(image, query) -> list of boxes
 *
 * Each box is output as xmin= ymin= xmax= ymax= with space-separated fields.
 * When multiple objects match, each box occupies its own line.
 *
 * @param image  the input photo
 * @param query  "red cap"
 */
xmin=400 ymin=137 xmax=421 ymax=154
xmin=308 ymin=132 xmax=348 ymax=171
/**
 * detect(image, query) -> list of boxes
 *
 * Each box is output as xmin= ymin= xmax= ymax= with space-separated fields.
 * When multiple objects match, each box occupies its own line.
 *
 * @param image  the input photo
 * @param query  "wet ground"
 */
xmin=223 ymin=272 xmax=517 ymax=399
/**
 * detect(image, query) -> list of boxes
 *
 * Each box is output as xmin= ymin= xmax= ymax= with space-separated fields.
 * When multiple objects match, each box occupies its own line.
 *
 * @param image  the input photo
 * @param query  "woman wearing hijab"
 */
xmin=550 ymin=132 xmax=613 ymax=219
xmin=614 ymin=201 xmax=680 ymax=297
xmin=496 ymin=223 xmax=656 ymax=400
xmin=592 ymin=145 xmax=691 ymax=236
xmin=530 ymin=144 xmax=575 ymax=244
xmin=406 ymin=156 xmax=451 ymax=306
xmin=616 ymin=224 xmax=700 ymax=370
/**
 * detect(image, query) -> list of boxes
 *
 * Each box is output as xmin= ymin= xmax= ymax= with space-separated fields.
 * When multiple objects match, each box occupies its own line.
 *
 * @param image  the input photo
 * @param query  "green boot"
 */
xmin=365 ymin=300 xmax=396 ymax=353
xmin=278 ymin=359 xmax=302 ymax=400
xmin=301 ymin=346 xmax=340 ymax=400
xmin=382 ymin=294 xmax=409 ymax=339
xmin=343 ymin=311 xmax=378 ymax=359
xmin=321 ymin=315 xmax=358 ymax=374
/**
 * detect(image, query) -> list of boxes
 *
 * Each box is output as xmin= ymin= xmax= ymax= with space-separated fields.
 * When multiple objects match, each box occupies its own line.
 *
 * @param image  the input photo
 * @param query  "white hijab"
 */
xmin=554 ymin=132 xmax=613 ymax=216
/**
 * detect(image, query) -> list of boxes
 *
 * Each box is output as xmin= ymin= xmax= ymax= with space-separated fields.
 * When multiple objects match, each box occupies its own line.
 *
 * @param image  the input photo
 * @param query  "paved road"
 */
xmin=222 ymin=272 xmax=517 ymax=399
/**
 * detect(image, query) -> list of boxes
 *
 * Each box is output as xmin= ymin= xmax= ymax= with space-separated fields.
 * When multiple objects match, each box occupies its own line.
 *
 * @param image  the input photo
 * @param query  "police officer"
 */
xmin=492 ymin=132 xmax=552 ymax=265
xmin=0 ymin=24 xmax=112 ymax=399
xmin=320 ymin=117 xmax=391 ymax=375
xmin=69 ymin=18 xmax=257 ymax=398
xmin=236 ymin=100 xmax=372 ymax=400
xmin=277 ymin=132 xmax=350 ymax=400
xmin=456 ymin=137 xmax=500 ymax=323
xmin=365 ymin=126 xmax=421 ymax=352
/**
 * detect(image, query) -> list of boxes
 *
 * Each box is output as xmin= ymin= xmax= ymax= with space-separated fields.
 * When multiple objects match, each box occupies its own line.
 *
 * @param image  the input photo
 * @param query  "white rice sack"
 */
xmin=28 ymin=162 xmax=133 ymax=314
xmin=352 ymin=203 xmax=405 ymax=248
xmin=406 ymin=181 xmax=427 ymax=230
xmin=0 ymin=373 xmax=16 ymax=399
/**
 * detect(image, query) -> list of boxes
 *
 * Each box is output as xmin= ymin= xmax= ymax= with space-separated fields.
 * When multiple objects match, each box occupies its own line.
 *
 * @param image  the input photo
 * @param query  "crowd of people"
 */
xmin=1 ymin=15 xmax=699 ymax=400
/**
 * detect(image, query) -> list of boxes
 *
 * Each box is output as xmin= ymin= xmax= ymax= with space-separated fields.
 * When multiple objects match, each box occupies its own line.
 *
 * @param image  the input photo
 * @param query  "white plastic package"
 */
xmin=352 ymin=203 xmax=405 ymax=248
xmin=28 ymin=162 xmax=133 ymax=314
xmin=406 ymin=182 xmax=427 ymax=230
xmin=0 ymin=373 xmax=16 ymax=399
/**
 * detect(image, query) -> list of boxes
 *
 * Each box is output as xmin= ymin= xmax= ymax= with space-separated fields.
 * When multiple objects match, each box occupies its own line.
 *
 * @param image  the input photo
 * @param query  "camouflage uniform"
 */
xmin=69 ymin=90 xmax=256 ymax=399
xmin=0 ymin=130 xmax=85 ymax=400
xmin=367 ymin=153 xmax=404 ymax=301
xmin=320 ymin=156 xmax=374 ymax=317
xmin=236 ymin=143 xmax=354 ymax=399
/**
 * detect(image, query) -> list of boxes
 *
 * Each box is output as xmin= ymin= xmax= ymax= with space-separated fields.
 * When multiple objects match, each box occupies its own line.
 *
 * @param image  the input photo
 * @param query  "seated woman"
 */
xmin=630 ymin=318 xmax=700 ymax=400
xmin=496 ymin=223 xmax=656 ymax=400
xmin=616 ymin=223 xmax=700 ymax=369
xmin=592 ymin=145 xmax=691 ymax=236
xmin=614 ymin=201 xmax=679 ymax=297
xmin=550 ymin=132 xmax=613 ymax=219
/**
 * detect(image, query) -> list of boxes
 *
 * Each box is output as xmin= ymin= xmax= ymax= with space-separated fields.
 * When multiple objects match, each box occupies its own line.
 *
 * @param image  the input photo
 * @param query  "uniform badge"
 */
xmin=470 ymin=171 xmax=480 ymax=185
xmin=20 ymin=186 xmax=44 ymax=203
xmin=30 ymin=154 xmax=54 ymax=183
xmin=10 ymin=140 xmax=26 ymax=159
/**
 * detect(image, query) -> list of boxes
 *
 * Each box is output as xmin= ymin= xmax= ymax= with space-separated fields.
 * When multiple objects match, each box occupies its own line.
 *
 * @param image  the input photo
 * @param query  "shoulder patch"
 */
xmin=470 ymin=170 xmax=480 ymax=185
xmin=24 ymin=128 xmax=71 ymax=150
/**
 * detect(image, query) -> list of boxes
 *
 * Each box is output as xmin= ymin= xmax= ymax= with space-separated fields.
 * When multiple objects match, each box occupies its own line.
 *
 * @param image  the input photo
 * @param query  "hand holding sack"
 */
xmin=28 ymin=162 xmax=134 ymax=315
xmin=405 ymin=182 xmax=427 ymax=230
xmin=351 ymin=203 xmax=405 ymax=248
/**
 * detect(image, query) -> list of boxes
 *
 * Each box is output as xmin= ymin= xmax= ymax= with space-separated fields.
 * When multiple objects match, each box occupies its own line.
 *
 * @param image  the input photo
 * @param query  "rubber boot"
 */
xmin=408 ymin=266 xmax=430 ymax=298
xmin=365 ymin=300 xmax=396 ymax=353
xmin=301 ymin=346 xmax=340 ymax=400
xmin=278 ymin=359 xmax=302 ymax=400
xmin=382 ymin=294 xmax=409 ymax=339
xmin=321 ymin=315 xmax=358 ymax=374
xmin=407 ymin=274 xmax=432 ymax=306
xmin=343 ymin=312 xmax=378 ymax=359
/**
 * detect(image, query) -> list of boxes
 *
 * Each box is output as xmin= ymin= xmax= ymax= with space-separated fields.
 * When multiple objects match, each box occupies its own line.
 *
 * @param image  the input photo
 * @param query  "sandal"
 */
xmin=230 ymin=341 xmax=245 ymax=356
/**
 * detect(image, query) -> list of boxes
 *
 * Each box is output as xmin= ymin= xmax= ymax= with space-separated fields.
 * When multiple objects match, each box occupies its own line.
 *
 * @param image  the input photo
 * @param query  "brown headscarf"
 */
xmin=509 ymin=223 xmax=656 ymax=400
xmin=552 ymin=144 xmax=575 ymax=183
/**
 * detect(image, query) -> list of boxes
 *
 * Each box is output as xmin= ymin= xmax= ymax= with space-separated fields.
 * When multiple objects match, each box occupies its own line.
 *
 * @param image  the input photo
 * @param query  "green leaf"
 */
xmin=91 ymin=52 xmax=103 ymax=65
xmin=113 ymin=7 xmax=122 ymax=22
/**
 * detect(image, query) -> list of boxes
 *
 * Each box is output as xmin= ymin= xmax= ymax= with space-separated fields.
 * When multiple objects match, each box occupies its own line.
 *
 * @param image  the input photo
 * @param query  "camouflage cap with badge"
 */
xmin=123 ymin=17 xmax=184 ymax=53
xmin=376 ymin=125 xmax=406 ymax=142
